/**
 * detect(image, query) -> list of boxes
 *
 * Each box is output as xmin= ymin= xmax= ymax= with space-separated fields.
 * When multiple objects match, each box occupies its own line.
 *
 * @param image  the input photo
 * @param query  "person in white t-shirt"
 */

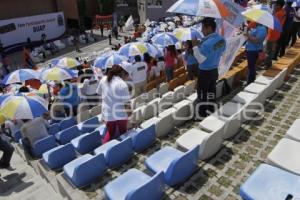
xmin=97 ymin=65 xmax=131 ymax=143
xmin=128 ymin=55 xmax=147 ymax=96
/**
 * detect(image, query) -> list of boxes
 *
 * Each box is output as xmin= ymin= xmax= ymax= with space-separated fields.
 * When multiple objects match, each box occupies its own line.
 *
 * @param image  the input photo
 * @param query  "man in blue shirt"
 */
xmin=59 ymin=81 xmax=80 ymax=116
xmin=245 ymin=23 xmax=267 ymax=83
xmin=192 ymin=17 xmax=226 ymax=118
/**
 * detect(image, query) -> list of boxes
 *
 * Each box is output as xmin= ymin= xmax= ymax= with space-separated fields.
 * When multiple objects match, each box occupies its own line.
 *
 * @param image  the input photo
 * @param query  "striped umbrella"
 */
xmin=0 ymin=95 xmax=48 ymax=120
xmin=151 ymin=33 xmax=179 ymax=47
xmin=251 ymin=4 xmax=272 ymax=13
xmin=167 ymin=0 xmax=230 ymax=18
xmin=2 ymin=69 xmax=40 ymax=85
xmin=173 ymin=27 xmax=203 ymax=41
xmin=118 ymin=42 xmax=148 ymax=57
xmin=292 ymin=0 xmax=300 ymax=7
xmin=94 ymin=53 xmax=127 ymax=69
xmin=41 ymin=67 xmax=77 ymax=81
xmin=242 ymin=9 xmax=282 ymax=32
xmin=52 ymin=57 xmax=81 ymax=68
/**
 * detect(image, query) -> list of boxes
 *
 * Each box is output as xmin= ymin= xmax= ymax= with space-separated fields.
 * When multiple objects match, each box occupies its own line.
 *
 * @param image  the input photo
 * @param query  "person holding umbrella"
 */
xmin=192 ymin=17 xmax=226 ymax=118
xmin=244 ymin=21 xmax=267 ymax=83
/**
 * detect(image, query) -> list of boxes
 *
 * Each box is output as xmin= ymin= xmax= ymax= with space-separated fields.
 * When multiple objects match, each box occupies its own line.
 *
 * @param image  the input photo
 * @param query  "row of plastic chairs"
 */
xmin=175 ymin=68 xmax=288 ymax=160
xmin=240 ymin=118 xmax=300 ymax=200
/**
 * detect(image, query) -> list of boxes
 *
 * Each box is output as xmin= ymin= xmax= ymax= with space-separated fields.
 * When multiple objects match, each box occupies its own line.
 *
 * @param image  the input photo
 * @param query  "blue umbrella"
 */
xmin=2 ymin=69 xmax=40 ymax=85
xmin=151 ymin=32 xmax=179 ymax=47
xmin=94 ymin=53 xmax=127 ymax=69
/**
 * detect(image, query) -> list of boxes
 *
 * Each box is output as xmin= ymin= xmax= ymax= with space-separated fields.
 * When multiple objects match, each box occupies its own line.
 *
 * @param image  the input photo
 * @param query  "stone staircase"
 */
xmin=0 ymin=150 xmax=64 ymax=200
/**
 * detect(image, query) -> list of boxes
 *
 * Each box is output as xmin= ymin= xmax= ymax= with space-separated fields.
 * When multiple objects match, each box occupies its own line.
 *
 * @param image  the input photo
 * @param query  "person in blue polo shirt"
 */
xmin=245 ymin=22 xmax=267 ymax=84
xmin=59 ymin=80 xmax=80 ymax=116
xmin=192 ymin=17 xmax=226 ymax=118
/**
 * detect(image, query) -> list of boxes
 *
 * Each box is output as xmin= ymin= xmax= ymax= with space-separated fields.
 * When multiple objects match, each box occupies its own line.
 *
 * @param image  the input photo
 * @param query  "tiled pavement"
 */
xmin=2 ymin=58 xmax=300 ymax=199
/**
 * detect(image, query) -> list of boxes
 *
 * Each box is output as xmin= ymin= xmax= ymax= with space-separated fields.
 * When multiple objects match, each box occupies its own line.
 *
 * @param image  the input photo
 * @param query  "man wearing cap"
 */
xmin=192 ymin=17 xmax=226 ymax=118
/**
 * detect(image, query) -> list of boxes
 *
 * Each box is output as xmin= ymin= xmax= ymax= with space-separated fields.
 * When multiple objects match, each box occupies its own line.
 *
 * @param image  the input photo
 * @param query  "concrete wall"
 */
xmin=138 ymin=0 xmax=177 ymax=24
xmin=56 ymin=0 xmax=79 ymax=20
xmin=0 ymin=0 xmax=57 ymax=20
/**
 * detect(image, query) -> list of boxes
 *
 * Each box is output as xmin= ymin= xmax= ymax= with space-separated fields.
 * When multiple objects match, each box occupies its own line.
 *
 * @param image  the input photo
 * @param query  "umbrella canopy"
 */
xmin=2 ymin=69 xmax=40 ymax=85
xmin=143 ymin=43 xmax=161 ymax=57
xmin=242 ymin=9 xmax=282 ymax=32
xmin=167 ymin=0 xmax=230 ymax=18
xmin=0 ymin=95 xmax=48 ymax=120
xmin=52 ymin=57 xmax=81 ymax=68
xmin=251 ymin=4 xmax=272 ymax=13
xmin=0 ymin=113 xmax=6 ymax=125
xmin=118 ymin=42 xmax=148 ymax=57
xmin=151 ymin=33 xmax=179 ymax=47
xmin=94 ymin=53 xmax=127 ymax=69
xmin=41 ymin=67 xmax=77 ymax=81
xmin=173 ymin=27 xmax=203 ymax=41
xmin=292 ymin=0 xmax=300 ymax=7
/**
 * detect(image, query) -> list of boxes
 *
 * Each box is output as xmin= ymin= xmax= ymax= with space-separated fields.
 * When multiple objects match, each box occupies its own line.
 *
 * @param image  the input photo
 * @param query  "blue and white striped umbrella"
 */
xmin=251 ymin=4 xmax=272 ymax=13
xmin=51 ymin=57 xmax=81 ymax=68
xmin=143 ymin=43 xmax=161 ymax=57
xmin=94 ymin=53 xmax=127 ymax=69
xmin=118 ymin=43 xmax=149 ymax=57
xmin=173 ymin=27 xmax=203 ymax=41
xmin=151 ymin=33 xmax=179 ymax=47
xmin=2 ymin=69 xmax=40 ymax=85
xmin=0 ymin=94 xmax=48 ymax=120
xmin=292 ymin=0 xmax=300 ymax=7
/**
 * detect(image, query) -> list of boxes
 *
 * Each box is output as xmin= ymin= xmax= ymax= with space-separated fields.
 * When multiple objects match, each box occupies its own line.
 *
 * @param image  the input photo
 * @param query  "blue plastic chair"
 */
xmin=42 ymin=143 xmax=76 ymax=170
xmin=59 ymin=117 xmax=77 ymax=130
xmin=13 ymin=130 xmax=22 ymax=143
xmin=63 ymin=153 xmax=107 ymax=188
xmin=240 ymin=164 xmax=300 ymax=200
xmin=104 ymin=169 xmax=165 ymax=200
xmin=32 ymin=135 xmax=58 ymax=158
xmin=71 ymin=131 xmax=102 ymax=154
xmin=94 ymin=138 xmax=133 ymax=168
xmin=55 ymin=126 xmax=82 ymax=145
xmin=78 ymin=116 xmax=101 ymax=133
xmin=145 ymin=145 xmax=199 ymax=186
xmin=120 ymin=125 xmax=156 ymax=152
xmin=48 ymin=123 xmax=60 ymax=135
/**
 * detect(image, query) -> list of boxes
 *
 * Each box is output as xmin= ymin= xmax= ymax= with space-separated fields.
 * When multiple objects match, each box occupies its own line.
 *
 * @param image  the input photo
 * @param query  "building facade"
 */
xmin=137 ymin=0 xmax=177 ymax=23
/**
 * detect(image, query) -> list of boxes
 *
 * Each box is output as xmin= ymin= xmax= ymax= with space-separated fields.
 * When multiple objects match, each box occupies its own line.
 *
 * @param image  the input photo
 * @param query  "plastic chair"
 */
xmin=42 ymin=143 xmax=76 ymax=170
xmin=94 ymin=138 xmax=133 ymax=168
xmin=104 ymin=169 xmax=164 ymax=200
xmin=63 ymin=154 xmax=107 ymax=188
xmin=71 ymin=131 xmax=102 ymax=154
xmin=59 ymin=117 xmax=77 ymax=130
xmin=48 ymin=123 xmax=60 ymax=135
xmin=32 ymin=135 xmax=57 ymax=158
xmin=120 ymin=125 xmax=156 ymax=152
xmin=145 ymin=146 xmax=199 ymax=186
xmin=240 ymin=164 xmax=300 ymax=200
xmin=55 ymin=126 xmax=82 ymax=145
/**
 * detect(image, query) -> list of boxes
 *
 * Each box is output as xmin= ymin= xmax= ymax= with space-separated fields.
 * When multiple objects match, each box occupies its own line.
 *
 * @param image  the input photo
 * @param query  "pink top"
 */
xmin=164 ymin=51 xmax=176 ymax=68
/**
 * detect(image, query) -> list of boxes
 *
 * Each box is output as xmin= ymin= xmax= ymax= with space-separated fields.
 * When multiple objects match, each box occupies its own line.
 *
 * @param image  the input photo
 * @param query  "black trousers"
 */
xmin=290 ymin=21 xmax=300 ymax=47
xmin=196 ymin=68 xmax=218 ymax=118
xmin=0 ymin=137 xmax=14 ymax=167
xmin=275 ymin=31 xmax=289 ymax=59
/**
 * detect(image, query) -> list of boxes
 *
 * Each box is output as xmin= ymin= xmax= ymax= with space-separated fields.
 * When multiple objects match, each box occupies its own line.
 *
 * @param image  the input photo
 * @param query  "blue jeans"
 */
xmin=246 ymin=51 xmax=259 ymax=84
xmin=165 ymin=67 xmax=174 ymax=81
